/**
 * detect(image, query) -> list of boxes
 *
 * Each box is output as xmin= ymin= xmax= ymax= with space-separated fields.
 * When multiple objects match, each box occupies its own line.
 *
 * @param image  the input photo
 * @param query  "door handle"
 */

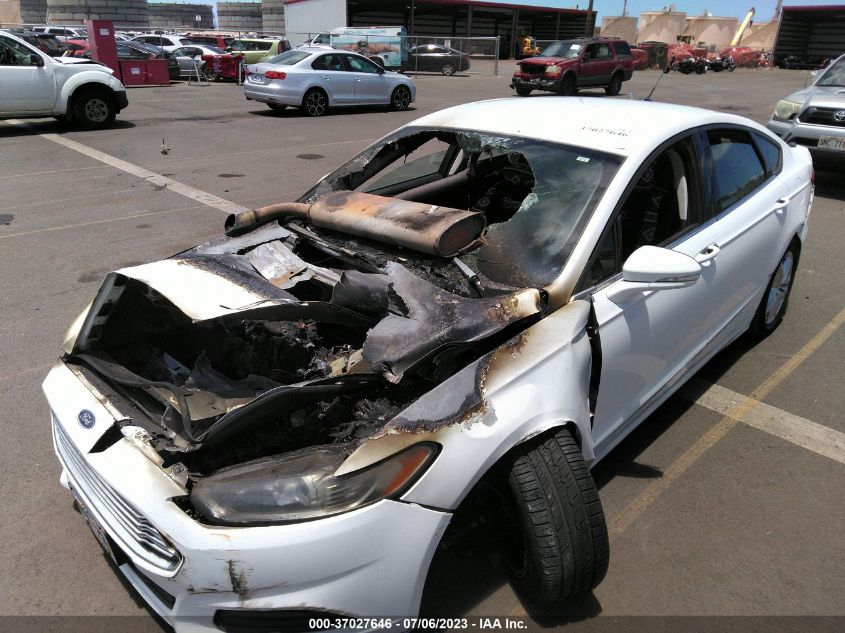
xmin=773 ymin=197 xmax=790 ymax=215
xmin=695 ymin=243 xmax=721 ymax=263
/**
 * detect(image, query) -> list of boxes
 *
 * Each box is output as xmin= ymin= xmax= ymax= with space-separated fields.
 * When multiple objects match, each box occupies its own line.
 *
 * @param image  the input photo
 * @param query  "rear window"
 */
xmin=265 ymin=50 xmax=310 ymax=65
xmin=752 ymin=133 xmax=782 ymax=178
xmin=613 ymin=41 xmax=631 ymax=57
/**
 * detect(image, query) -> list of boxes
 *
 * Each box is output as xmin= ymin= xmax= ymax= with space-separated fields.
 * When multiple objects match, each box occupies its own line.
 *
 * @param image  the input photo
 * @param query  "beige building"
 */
xmin=600 ymin=15 xmax=638 ymax=42
xmin=638 ymin=10 xmax=687 ymax=42
xmin=740 ymin=20 xmax=777 ymax=49
xmin=0 ymin=0 xmax=22 ymax=23
xmin=683 ymin=15 xmax=739 ymax=48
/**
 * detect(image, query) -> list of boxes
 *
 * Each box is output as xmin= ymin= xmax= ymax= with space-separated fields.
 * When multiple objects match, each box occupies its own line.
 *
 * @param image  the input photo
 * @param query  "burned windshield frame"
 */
xmin=301 ymin=126 xmax=623 ymax=289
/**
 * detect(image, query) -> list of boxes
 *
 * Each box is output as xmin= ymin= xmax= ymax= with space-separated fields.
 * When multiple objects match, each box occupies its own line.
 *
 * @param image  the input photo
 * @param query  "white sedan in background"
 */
xmin=43 ymin=99 xmax=811 ymax=631
xmin=243 ymin=49 xmax=415 ymax=116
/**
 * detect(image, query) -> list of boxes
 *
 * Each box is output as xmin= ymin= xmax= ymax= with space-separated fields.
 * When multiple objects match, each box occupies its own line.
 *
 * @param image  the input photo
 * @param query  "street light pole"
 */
xmin=584 ymin=0 xmax=594 ymax=37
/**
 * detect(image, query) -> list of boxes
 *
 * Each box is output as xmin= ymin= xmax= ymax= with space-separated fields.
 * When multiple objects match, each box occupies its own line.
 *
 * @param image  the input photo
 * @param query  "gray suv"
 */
xmin=767 ymin=54 xmax=845 ymax=171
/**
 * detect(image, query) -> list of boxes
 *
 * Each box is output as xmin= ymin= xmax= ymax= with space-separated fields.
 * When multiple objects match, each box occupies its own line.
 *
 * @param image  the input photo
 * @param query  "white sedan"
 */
xmin=42 ymin=98 xmax=812 ymax=631
xmin=243 ymin=49 xmax=415 ymax=116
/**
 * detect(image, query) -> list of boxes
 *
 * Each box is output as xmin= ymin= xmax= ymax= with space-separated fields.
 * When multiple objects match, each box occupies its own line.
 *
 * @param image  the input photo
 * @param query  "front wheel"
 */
xmin=504 ymin=429 xmax=609 ymax=605
xmin=441 ymin=62 xmax=456 ymax=76
xmin=751 ymin=241 xmax=799 ymax=336
xmin=558 ymin=74 xmax=577 ymax=96
xmin=604 ymin=73 xmax=622 ymax=96
xmin=72 ymin=88 xmax=116 ymax=130
xmin=389 ymin=85 xmax=411 ymax=111
xmin=515 ymin=86 xmax=532 ymax=97
xmin=302 ymin=88 xmax=328 ymax=117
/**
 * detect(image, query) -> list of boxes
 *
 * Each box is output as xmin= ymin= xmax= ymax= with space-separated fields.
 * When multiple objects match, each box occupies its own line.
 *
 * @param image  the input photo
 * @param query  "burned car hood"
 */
xmin=65 ymin=219 xmax=542 ymax=467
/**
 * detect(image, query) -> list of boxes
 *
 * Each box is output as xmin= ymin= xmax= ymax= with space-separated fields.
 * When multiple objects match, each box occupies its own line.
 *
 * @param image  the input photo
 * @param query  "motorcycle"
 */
xmin=707 ymin=56 xmax=736 ymax=72
xmin=663 ymin=55 xmax=707 ymax=75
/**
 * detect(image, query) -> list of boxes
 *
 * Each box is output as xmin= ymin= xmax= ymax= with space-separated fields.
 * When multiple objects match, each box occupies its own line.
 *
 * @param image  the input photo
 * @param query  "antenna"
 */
xmin=643 ymin=69 xmax=666 ymax=101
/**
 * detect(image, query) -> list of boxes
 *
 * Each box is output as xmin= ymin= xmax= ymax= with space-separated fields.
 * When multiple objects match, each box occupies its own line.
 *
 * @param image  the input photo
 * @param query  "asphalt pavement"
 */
xmin=0 ymin=67 xmax=843 ymax=632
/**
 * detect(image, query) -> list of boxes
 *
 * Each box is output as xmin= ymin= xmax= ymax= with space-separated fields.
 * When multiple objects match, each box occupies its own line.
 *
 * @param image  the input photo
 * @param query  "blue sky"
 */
xmin=148 ymin=0 xmax=834 ymax=25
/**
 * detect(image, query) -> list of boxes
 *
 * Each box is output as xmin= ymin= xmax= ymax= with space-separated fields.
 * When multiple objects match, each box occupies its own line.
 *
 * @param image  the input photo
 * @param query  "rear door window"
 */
xmin=752 ymin=132 xmax=782 ymax=178
xmin=706 ymin=129 xmax=767 ymax=212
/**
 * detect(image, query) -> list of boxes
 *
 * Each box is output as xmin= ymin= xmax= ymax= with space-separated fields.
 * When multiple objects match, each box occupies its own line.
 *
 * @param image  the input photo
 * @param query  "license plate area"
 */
xmin=818 ymin=135 xmax=845 ymax=151
xmin=72 ymin=486 xmax=120 ymax=565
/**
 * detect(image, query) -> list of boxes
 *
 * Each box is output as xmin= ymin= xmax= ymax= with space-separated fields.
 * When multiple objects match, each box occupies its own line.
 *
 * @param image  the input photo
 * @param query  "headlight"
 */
xmin=773 ymin=99 xmax=802 ymax=121
xmin=191 ymin=443 xmax=438 ymax=525
xmin=545 ymin=65 xmax=562 ymax=76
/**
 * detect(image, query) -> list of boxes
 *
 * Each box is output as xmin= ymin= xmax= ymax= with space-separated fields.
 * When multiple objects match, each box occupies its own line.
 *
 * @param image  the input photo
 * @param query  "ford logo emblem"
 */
xmin=78 ymin=409 xmax=96 ymax=429
xmin=834 ymin=110 xmax=845 ymax=122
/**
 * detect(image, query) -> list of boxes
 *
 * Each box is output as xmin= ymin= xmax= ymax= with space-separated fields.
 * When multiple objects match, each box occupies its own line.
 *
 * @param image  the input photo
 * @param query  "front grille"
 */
xmin=520 ymin=63 xmax=547 ymax=75
xmin=799 ymin=107 xmax=845 ymax=128
xmin=53 ymin=418 xmax=182 ymax=573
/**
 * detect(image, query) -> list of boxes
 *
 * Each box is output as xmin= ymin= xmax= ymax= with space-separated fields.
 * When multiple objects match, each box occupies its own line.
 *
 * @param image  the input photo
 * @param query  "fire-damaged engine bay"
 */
xmin=62 ymin=127 xmax=618 ymax=489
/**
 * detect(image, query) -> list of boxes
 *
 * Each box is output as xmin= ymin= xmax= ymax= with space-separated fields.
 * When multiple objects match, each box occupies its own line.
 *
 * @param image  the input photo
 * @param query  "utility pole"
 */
xmin=409 ymin=0 xmax=415 ymax=36
xmin=584 ymin=0 xmax=594 ymax=37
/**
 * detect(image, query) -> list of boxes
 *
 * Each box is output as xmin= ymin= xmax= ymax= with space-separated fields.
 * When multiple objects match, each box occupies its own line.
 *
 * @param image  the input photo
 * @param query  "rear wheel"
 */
xmin=604 ymin=72 xmax=622 ymax=96
xmin=302 ymin=88 xmax=328 ymax=117
xmin=389 ymin=85 xmax=412 ymax=111
xmin=503 ymin=429 xmax=609 ymax=605
xmin=515 ymin=86 xmax=532 ymax=97
xmin=558 ymin=73 xmax=577 ymax=96
xmin=751 ymin=241 xmax=799 ymax=336
xmin=72 ymin=87 xmax=116 ymax=130
xmin=201 ymin=64 xmax=215 ymax=80
xmin=441 ymin=62 xmax=456 ymax=76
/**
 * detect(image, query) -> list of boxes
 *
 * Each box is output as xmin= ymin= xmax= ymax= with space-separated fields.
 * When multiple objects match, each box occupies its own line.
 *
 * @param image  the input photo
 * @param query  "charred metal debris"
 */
xmin=65 ymin=128 xmax=561 ymax=475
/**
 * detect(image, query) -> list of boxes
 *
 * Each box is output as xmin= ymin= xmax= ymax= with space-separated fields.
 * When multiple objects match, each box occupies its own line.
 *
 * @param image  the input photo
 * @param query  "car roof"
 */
xmin=406 ymin=98 xmax=758 ymax=157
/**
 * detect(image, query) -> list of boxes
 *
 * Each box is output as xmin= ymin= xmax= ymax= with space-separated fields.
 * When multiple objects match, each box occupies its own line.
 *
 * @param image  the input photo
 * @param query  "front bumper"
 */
xmin=510 ymin=75 xmax=561 ymax=92
xmin=43 ymin=362 xmax=451 ymax=632
xmin=115 ymin=90 xmax=128 ymax=112
xmin=767 ymin=117 xmax=845 ymax=168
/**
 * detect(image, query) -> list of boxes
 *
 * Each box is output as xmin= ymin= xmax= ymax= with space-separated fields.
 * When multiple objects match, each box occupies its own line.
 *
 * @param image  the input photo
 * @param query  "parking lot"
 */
xmin=1 ymin=68 xmax=843 ymax=632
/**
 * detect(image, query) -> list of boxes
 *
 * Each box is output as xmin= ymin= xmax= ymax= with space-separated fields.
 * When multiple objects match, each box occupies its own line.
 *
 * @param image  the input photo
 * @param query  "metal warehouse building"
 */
xmin=773 ymin=4 xmax=845 ymax=65
xmin=283 ymin=0 xmax=596 ymax=57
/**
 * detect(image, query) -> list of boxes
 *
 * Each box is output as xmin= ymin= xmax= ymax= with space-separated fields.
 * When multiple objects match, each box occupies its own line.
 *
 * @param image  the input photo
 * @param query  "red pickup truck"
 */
xmin=511 ymin=37 xmax=634 ymax=97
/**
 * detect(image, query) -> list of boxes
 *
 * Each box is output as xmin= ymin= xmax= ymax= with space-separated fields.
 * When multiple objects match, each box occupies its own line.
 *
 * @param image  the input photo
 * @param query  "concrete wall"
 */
xmin=683 ymin=16 xmax=738 ymax=48
xmin=148 ymin=2 xmax=214 ymax=29
xmin=0 ymin=0 xmax=22 ymax=24
xmin=19 ymin=0 xmax=46 ymax=23
xmin=261 ymin=0 xmax=284 ymax=33
xmin=740 ymin=20 xmax=777 ymax=49
xmin=217 ymin=0 xmax=261 ymax=31
xmin=46 ymin=0 xmax=149 ymax=26
xmin=638 ymin=10 xmax=686 ymax=43
xmin=600 ymin=15 xmax=637 ymax=42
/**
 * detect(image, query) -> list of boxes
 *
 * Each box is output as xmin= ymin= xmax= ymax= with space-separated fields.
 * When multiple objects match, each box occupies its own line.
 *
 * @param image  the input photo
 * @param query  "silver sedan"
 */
xmin=243 ymin=49 xmax=416 ymax=116
xmin=170 ymin=44 xmax=226 ymax=79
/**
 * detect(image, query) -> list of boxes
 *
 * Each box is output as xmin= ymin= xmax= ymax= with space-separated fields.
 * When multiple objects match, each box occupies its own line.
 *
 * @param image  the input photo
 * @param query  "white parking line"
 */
xmin=680 ymin=378 xmax=845 ymax=466
xmin=5 ymin=120 xmax=246 ymax=215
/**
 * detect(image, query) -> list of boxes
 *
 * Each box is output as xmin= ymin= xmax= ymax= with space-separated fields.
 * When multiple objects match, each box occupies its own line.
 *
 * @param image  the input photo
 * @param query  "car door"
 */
xmin=311 ymin=53 xmax=355 ymax=104
xmin=0 ymin=35 xmax=54 ymax=114
xmin=345 ymin=54 xmax=390 ymax=103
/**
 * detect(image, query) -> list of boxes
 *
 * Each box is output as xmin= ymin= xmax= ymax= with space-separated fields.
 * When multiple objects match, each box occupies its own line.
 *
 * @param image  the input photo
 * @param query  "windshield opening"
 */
xmin=540 ymin=40 xmax=583 ymax=59
xmin=302 ymin=127 xmax=621 ymax=288
xmin=817 ymin=57 xmax=845 ymax=87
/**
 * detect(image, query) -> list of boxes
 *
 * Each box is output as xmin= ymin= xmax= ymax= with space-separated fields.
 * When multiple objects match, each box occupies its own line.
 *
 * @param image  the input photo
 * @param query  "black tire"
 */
xmin=302 ymin=88 xmax=328 ymax=117
xmin=751 ymin=240 xmax=799 ymax=336
xmin=558 ymin=73 xmax=577 ymax=96
xmin=663 ymin=65 xmax=672 ymax=73
xmin=695 ymin=63 xmax=706 ymax=74
xmin=604 ymin=72 xmax=622 ymax=96
xmin=71 ymin=87 xmax=116 ymax=130
xmin=389 ymin=85 xmax=412 ymax=111
xmin=267 ymin=103 xmax=286 ymax=112
xmin=515 ymin=86 xmax=532 ymax=97
xmin=201 ymin=64 xmax=215 ymax=81
xmin=504 ymin=428 xmax=609 ymax=606
xmin=441 ymin=62 xmax=456 ymax=76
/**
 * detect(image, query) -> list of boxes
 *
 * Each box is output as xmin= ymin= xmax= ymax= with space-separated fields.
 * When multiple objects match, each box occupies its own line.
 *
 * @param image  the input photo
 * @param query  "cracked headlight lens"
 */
xmin=773 ymin=99 xmax=802 ymax=121
xmin=191 ymin=443 xmax=438 ymax=525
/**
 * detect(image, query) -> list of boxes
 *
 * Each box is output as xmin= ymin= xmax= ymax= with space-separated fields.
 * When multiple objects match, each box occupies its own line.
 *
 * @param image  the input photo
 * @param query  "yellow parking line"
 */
xmin=607 ymin=304 xmax=845 ymax=540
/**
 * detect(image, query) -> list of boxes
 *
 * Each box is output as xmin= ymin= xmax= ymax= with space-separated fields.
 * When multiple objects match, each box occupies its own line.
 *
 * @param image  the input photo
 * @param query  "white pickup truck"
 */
xmin=0 ymin=31 xmax=128 ymax=129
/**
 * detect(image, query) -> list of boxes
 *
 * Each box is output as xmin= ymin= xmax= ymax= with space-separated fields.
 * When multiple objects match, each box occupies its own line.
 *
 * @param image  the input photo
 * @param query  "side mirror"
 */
xmin=377 ymin=66 xmax=385 ymax=74
xmin=30 ymin=53 xmax=45 ymax=67
xmin=606 ymin=245 xmax=701 ymax=304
